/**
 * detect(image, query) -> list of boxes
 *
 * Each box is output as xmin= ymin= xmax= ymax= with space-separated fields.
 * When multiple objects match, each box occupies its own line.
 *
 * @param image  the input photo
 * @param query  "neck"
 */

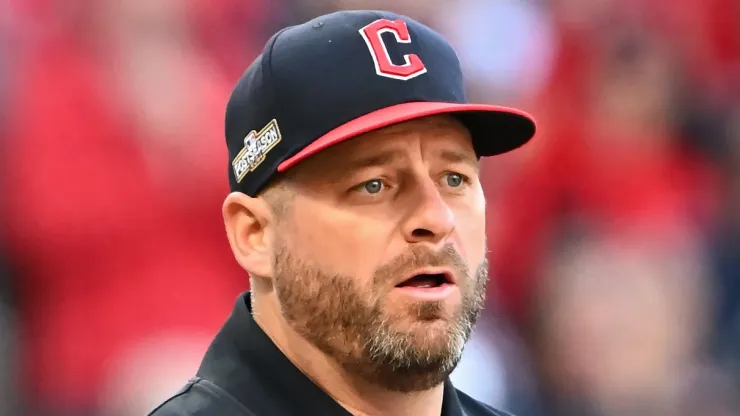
xmin=252 ymin=293 xmax=446 ymax=416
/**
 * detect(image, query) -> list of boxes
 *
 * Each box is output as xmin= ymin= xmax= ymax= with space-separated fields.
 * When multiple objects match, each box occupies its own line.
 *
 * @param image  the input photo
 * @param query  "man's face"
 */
xmin=268 ymin=115 xmax=489 ymax=392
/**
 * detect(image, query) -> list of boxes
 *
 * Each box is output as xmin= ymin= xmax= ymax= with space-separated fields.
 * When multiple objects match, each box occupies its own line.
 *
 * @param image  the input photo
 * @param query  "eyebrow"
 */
xmin=346 ymin=150 xmax=401 ymax=169
xmin=345 ymin=148 xmax=479 ymax=171
xmin=438 ymin=149 xmax=480 ymax=172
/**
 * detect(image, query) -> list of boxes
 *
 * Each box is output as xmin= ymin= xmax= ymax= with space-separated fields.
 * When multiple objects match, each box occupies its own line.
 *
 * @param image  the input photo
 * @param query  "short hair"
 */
xmin=258 ymin=174 xmax=294 ymax=220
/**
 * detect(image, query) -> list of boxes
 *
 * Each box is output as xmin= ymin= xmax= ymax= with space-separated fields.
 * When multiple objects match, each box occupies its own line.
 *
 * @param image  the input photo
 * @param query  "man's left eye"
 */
xmin=443 ymin=172 xmax=465 ymax=188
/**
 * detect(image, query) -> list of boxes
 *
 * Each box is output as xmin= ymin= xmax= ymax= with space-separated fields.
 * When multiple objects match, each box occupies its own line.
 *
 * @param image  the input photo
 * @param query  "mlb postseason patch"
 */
xmin=232 ymin=119 xmax=282 ymax=183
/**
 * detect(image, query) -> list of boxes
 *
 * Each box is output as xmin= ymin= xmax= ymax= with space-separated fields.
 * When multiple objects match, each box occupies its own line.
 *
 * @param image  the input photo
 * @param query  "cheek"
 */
xmin=284 ymin=205 xmax=392 ymax=280
xmin=451 ymin=191 xmax=487 ymax=265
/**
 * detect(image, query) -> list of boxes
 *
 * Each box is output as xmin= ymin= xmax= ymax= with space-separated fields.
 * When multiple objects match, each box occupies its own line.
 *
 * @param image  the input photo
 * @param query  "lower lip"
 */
xmin=393 ymin=283 xmax=457 ymax=301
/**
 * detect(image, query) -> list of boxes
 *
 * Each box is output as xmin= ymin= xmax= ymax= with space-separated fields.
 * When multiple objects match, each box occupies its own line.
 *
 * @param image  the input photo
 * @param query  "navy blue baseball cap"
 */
xmin=225 ymin=10 xmax=537 ymax=197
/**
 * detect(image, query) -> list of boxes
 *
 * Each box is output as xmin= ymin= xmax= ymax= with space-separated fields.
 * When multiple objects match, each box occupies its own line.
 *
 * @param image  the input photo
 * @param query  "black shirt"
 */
xmin=148 ymin=292 xmax=513 ymax=416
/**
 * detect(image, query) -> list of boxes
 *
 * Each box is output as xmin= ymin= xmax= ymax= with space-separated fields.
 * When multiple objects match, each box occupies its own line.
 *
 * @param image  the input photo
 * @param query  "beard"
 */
xmin=272 ymin=240 xmax=489 ymax=393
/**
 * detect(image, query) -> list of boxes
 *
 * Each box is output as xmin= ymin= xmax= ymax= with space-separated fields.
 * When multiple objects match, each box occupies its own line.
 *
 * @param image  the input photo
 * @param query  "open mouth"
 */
xmin=396 ymin=273 xmax=451 ymax=289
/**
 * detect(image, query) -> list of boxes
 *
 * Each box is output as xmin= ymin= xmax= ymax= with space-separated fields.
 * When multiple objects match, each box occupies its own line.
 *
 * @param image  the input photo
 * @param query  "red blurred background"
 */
xmin=0 ymin=0 xmax=738 ymax=415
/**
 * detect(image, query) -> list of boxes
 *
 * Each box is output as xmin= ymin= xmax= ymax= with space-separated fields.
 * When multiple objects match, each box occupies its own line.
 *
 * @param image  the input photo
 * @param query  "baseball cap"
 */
xmin=225 ymin=10 xmax=537 ymax=197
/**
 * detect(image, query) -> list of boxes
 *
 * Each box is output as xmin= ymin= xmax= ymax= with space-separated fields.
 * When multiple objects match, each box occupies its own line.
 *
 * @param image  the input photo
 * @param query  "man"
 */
xmin=149 ymin=9 xmax=536 ymax=416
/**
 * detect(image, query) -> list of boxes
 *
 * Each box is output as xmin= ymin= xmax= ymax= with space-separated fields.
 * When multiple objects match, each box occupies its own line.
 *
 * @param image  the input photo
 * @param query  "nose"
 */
xmin=401 ymin=180 xmax=455 ymax=246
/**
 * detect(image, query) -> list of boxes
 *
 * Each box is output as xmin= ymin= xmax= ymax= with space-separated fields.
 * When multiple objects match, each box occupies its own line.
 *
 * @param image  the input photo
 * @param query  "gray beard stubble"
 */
xmin=272 ymin=240 xmax=489 ymax=393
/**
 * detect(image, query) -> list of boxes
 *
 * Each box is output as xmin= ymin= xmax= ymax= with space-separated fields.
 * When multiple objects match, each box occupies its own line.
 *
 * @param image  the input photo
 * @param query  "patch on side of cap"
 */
xmin=232 ymin=119 xmax=282 ymax=183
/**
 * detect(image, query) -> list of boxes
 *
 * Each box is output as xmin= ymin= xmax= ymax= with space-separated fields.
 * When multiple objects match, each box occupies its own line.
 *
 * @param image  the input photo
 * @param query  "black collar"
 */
xmin=196 ymin=292 xmax=467 ymax=416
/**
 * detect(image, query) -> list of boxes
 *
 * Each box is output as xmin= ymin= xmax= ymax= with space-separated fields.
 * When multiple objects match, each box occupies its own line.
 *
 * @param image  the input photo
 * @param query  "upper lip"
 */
xmin=395 ymin=267 xmax=458 ymax=287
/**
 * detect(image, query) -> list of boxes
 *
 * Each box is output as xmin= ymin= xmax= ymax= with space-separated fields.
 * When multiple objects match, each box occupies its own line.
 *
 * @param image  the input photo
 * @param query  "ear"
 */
xmin=222 ymin=192 xmax=275 ymax=280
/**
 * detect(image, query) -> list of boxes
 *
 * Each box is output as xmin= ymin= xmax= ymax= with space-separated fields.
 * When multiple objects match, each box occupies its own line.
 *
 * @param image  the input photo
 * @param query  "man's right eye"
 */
xmin=360 ymin=179 xmax=385 ymax=194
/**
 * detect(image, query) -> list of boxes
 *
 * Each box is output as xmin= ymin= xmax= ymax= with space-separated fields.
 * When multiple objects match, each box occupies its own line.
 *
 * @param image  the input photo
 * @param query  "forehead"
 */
xmin=352 ymin=114 xmax=470 ymax=149
xmin=303 ymin=115 xmax=474 ymax=168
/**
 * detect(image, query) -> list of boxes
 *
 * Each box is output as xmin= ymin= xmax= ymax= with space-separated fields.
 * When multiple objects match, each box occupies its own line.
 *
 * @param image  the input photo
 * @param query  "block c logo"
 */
xmin=359 ymin=18 xmax=427 ymax=81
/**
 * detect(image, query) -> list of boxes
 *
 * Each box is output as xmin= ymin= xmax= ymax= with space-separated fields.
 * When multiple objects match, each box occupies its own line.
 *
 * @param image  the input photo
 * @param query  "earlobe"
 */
xmin=222 ymin=192 xmax=274 ymax=279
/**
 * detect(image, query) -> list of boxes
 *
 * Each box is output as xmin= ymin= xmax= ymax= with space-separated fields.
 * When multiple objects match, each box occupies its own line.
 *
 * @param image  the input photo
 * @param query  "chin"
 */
xmin=390 ymin=296 xmax=460 ymax=318
xmin=393 ymin=317 xmax=460 ymax=348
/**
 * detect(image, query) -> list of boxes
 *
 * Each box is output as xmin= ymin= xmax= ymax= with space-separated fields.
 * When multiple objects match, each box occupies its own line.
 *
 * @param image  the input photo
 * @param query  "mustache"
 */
xmin=373 ymin=243 xmax=470 ymax=286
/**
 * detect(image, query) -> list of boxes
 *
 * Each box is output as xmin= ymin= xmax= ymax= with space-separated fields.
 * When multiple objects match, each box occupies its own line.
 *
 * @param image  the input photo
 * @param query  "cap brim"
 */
xmin=277 ymin=101 xmax=537 ymax=172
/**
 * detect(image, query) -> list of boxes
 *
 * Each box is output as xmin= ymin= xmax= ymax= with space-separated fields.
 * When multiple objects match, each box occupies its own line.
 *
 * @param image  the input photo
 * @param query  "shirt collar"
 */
xmin=197 ymin=292 xmax=466 ymax=416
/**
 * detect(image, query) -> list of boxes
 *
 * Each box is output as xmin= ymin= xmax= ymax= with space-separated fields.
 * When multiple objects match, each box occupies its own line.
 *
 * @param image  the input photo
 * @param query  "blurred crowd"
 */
xmin=0 ymin=0 xmax=737 ymax=415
